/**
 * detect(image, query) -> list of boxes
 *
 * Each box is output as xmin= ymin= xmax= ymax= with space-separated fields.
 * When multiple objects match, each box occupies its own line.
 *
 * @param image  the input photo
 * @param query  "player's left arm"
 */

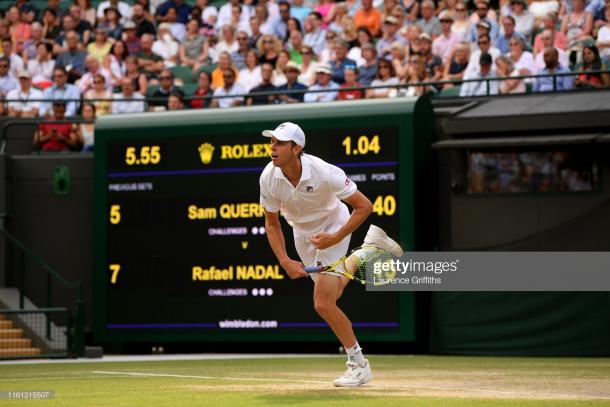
xmin=310 ymin=190 xmax=373 ymax=250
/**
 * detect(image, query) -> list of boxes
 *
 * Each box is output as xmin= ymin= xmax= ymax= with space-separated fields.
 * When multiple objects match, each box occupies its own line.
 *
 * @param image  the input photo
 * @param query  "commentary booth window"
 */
xmin=467 ymin=151 xmax=599 ymax=194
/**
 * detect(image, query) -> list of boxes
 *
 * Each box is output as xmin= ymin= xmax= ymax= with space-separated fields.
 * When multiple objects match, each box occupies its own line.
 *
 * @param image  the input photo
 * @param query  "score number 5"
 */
xmin=109 ymin=205 xmax=121 ymax=224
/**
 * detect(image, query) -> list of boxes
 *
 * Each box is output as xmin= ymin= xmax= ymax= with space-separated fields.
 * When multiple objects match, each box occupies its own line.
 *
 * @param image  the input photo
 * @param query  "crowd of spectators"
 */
xmin=0 ymin=0 xmax=609 ymax=150
xmin=468 ymin=151 xmax=598 ymax=193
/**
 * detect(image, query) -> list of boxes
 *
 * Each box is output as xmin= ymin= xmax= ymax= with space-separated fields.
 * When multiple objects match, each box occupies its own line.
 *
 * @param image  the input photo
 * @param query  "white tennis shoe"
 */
xmin=364 ymin=224 xmax=404 ymax=257
xmin=333 ymin=360 xmax=372 ymax=387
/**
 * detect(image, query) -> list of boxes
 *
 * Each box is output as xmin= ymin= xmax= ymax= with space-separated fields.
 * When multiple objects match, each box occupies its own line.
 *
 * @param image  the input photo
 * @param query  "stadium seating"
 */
xmin=170 ymin=66 xmax=195 ymax=84
xmin=436 ymin=86 xmax=462 ymax=98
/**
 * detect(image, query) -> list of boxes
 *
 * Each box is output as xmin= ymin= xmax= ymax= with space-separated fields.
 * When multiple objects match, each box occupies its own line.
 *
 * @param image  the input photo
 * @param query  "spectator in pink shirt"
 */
xmin=432 ymin=10 xmax=461 ymax=63
xmin=533 ymin=13 xmax=568 ymax=54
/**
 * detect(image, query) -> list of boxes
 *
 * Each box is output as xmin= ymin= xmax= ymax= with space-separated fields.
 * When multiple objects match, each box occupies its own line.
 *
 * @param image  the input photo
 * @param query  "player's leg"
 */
xmin=313 ymin=274 xmax=356 ymax=346
xmin=312 ymin=232 xmax=360 ymax=347
xmin=313 ymin=274 xmax=372 ymax=387
xmin=307 ymin=219 xmax=371 ymax=386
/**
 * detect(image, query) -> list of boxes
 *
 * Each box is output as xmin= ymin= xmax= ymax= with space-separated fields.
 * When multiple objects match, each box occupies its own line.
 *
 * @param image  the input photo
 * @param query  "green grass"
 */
xmin=1 ymin=356 xmax=610 ymax=406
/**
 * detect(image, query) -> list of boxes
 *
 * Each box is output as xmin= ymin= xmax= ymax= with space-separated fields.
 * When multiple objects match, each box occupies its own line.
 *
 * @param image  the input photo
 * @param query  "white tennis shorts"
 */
xmin=293 ymin=220 xmax=351 ymax=283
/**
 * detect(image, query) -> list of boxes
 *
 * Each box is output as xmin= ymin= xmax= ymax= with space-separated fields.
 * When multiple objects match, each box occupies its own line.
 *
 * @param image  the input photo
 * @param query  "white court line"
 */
xmin=92 ymin=370 xmax=331 ymax=385
xmin=1 ymin=375 xmax=133 ymax=382
xmin=0 ymin=353 xmax=344 ymax=365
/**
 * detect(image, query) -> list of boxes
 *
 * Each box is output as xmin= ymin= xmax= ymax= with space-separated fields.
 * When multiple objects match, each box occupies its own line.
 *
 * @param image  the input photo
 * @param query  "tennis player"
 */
xmin=259 ymin=122 xmax=374 ymax=387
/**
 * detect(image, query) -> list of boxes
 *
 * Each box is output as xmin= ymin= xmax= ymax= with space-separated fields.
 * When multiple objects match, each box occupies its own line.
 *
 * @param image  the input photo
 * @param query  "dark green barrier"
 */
xmin=430 ymin=292 xmax=610 ymax=356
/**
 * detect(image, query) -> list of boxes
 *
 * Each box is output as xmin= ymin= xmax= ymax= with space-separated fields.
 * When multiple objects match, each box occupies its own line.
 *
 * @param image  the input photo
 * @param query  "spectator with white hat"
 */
xmin=304 ymin=63 xmax=339 ymax=102
xmin=6 ymin=70 xmax=42 ymax=117
xmin=122 ymin=21 xmax=142 ymax=55
xmin=277 ymin=61 xmax=308 ymax=103
xmin=377 ymin=15 xmax=407 ymax=59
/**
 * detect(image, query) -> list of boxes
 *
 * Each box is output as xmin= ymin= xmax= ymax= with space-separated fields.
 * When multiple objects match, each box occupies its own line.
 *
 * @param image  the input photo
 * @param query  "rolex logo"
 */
xmin=198 ymin=143 xmax=214 ymax=164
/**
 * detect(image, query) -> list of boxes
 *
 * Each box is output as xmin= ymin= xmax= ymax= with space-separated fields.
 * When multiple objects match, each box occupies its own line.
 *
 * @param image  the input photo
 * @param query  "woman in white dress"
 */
xmin=272 ymin=51 xmax=290 ymax=86
xmin=451 ymin=0 xmax=471 ymax=40
xmin=152 ymin=23 xmax=179 ymax=68
xmin=104 ymin=40 xmax=128 ymax=88
xmin=26 ymin=42 xmax=54 ymax=88
xmin=318 ymin=30 xmax=337 ymax=63
xmin=365 ymin=58 xmax=400 ymax=98
xmin=348 ymin=27 xmax=374 ymax=67
xmin=298 ymin=45 xmax=319 ymax=85
xmin=238 ymin=49 xmax=262 ymax=91
xmin=215 ymin=24 xmax=239 ymax=62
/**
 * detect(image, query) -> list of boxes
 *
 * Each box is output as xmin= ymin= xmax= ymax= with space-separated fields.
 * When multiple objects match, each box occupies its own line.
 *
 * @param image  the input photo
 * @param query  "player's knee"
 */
xmin=314 ymin=298 xmax=335 ymax=317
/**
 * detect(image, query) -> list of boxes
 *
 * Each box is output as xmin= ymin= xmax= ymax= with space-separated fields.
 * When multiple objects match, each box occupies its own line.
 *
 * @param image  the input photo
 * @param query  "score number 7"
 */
xmin=109 ymin=264 xmax=121 ymax=284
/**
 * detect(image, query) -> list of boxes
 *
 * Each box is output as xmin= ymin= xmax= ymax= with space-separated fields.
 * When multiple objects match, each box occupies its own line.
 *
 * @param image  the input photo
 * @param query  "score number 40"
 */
xmin=372 ymin=195 xmax=396 ymax=216
xmin=125 ymin=146 xmax=161 ymax=165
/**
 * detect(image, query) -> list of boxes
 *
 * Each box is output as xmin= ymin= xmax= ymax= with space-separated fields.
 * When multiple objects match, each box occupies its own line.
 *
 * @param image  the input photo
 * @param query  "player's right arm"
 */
xmin=260 ymin=167 xmax=308 ymax=279
xmin=264 ymin=210 xmax=308 ymax=279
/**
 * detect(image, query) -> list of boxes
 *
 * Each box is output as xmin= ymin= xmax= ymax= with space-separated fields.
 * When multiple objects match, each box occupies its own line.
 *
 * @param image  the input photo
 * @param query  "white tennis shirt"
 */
xmin=259 ymin=153 xmax=357 ymax=237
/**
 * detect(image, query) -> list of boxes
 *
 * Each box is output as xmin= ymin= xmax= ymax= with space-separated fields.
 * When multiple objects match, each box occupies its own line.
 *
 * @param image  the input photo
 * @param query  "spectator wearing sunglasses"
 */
xmin=464 ymin=33 xmax=501 ymax=77
xmin=432 ymin=11 xmax=461 ymax=63
xmin=466 ymin=0 xmax=499 ymax=43
xmin=231 ymin=31 xmax=252 ymax=71
xmin=149 ymin=69 xmax=184 ymax=110
xmin=298 ymin=45 xmax=319 ymax=86
xmin=211 ymin=68 xmax=246 ymax=108
xmin=84 ymin=73 xmax=112 ymax=115
xmin=39 ymin=67 xmax=81 ymax=117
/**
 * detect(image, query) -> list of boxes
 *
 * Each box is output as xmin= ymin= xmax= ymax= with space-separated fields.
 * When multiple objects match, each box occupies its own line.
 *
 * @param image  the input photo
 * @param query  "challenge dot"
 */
xmin=252 ymin=288 xmax=258 ymax=296
xmin=266 ymin=288 xmax=273 ymax=296
xmin=259 ymin=288 xmax=266 ymax=296
xmin=259 ymin=226 xmax=266 ymax=235
xmin=251 ymin=227 xmax=259 ymax=235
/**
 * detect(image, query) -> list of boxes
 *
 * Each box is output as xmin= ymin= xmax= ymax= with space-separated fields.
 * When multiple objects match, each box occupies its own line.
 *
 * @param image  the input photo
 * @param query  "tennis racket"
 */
xmin=304 ymin=244 xmax=397 ymax=285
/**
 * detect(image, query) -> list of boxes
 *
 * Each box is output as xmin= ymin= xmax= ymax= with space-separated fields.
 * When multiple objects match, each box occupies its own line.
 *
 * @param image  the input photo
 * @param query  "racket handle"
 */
xmin=304 ymin=266 xmax=322 ymax=273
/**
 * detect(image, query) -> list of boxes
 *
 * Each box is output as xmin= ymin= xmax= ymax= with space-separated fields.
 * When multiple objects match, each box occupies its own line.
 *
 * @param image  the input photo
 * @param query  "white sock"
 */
xmin=346 ymin=343 xmax=366 ymax=367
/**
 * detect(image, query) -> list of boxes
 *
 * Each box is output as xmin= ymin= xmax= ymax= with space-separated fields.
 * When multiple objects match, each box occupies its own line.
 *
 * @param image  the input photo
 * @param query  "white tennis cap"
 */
xmin=262 ymin=122 xmax=306 ymax=147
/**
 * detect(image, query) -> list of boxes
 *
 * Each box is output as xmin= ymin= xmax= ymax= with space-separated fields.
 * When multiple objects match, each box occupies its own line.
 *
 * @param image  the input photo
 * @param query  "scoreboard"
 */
xmin=94 ymin=99 xmax=434 ymax=342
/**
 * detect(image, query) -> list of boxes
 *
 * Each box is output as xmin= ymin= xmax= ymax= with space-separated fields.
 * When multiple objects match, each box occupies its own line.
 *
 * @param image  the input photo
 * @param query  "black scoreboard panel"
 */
xmin=100 ymin=127 xmax=410 ymax=340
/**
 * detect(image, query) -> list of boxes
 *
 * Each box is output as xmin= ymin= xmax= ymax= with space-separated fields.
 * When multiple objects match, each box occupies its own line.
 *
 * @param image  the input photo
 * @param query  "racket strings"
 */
xmin=343 ymin=246 xmax=396 ymax=283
